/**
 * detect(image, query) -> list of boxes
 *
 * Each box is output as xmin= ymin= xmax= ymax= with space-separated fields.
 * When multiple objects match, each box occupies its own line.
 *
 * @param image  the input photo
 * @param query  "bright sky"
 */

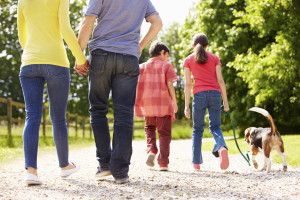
xmin=141 ymin=0 xmax=197 ymax=36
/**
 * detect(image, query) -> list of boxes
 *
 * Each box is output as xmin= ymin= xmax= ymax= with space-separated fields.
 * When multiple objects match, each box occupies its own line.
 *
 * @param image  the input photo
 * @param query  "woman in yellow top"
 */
xmin=17 ymin=0 xmax=88 ymax=185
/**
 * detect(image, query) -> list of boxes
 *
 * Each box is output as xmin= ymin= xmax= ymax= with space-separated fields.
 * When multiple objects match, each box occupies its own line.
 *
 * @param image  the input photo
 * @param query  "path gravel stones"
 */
xmin=1 ymin=139 xmax=299 ymax=200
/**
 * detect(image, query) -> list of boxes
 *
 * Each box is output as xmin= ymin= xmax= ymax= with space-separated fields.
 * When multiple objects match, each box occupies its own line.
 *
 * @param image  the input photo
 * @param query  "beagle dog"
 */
xmin=244 ymin=107 xmax=287 ymax=173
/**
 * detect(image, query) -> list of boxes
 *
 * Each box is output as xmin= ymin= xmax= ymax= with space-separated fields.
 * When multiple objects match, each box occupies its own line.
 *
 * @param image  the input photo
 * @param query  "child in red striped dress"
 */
xmin=134 ymin=41 xmax=178 ymax=171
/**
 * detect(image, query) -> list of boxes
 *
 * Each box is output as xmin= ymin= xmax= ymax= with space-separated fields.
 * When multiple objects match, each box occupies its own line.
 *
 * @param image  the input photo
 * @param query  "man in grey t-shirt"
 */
xmin=74 ymin=0 xmax=162 ymax=184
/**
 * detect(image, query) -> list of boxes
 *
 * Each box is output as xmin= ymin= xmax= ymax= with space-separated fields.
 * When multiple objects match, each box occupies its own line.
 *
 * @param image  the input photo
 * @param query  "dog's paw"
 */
xmin=259 ymin=167 xmax=266 ymax=171
xmin=283 ymin=165 xmax=287 ymax=172
xmin=253 ymin=162 xmax=258 ymax=169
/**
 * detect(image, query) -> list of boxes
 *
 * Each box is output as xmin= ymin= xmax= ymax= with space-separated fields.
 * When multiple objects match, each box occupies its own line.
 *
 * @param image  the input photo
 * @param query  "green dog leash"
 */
xmin=221 ymin=106 xmax=251 ymax=166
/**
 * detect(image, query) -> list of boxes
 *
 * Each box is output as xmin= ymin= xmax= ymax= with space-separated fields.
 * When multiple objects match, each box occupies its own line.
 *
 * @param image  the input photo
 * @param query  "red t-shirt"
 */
xmin=134 ymin=58 xmax=178 ymax=121
xmin=183 ymin=52 xmax=222 ymax=94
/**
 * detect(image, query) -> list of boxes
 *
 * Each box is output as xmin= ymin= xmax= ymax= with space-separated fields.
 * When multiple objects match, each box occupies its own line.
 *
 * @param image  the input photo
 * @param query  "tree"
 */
xmin=158 ymin=22 xmax=185 ymax=119
xmin=178 ymin=0 xmax=300 ymax=133
xmin=0 ymin=0 xmax=90 ymax=118
xmin=227 ymin=0 xmax=300 ymax=132
xmin=0 ymin=0 xmax=24 ymax=118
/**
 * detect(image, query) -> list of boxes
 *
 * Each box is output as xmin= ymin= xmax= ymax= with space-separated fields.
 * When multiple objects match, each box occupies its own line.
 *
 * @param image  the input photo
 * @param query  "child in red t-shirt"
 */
xmin=135 ymin=41 xmax=178 ymax=171
xmin=183 ymin=33 xmax=230 ymax=171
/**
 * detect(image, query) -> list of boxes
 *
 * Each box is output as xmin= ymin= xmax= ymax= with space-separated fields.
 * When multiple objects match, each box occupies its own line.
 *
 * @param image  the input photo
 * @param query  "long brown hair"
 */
xmin=193 ymin=33 xmax=209 ymax=64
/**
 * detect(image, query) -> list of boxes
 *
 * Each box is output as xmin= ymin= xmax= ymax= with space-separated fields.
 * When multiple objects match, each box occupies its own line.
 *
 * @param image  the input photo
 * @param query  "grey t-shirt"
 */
xmin=85 ymin=0 xmax=158 ymax=58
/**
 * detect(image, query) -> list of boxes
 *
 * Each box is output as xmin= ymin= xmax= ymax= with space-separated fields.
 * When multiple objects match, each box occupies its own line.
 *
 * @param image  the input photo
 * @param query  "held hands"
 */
xmin=74 ymin=60 xmax=89 ymax=76
xmin=184 ymin=106 xmax=191 ymax=119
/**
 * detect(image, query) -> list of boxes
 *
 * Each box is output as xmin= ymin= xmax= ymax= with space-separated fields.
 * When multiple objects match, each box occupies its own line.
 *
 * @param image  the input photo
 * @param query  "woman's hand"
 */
xmin=74 ymin=60 xmax=89 ymax=76
xmin=185 ymin=106 xmax=191 ymax=119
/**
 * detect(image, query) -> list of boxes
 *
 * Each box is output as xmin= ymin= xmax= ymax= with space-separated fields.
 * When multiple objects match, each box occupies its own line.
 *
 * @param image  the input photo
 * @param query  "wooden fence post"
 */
xmin=7 ymin=98 xmax=12 ymax=137
xmin=42 ymin=107 xmax=46 ymax=138
xmin=75 ymin=114 xmax=78 ymax=137
xmin=82 ymin=117 xmax=85 ymax=138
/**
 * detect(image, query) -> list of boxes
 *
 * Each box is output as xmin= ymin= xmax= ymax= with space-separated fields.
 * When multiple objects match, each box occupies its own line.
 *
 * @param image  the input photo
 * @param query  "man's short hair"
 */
xmin=149 ymin=41 xmax=170 ymax=57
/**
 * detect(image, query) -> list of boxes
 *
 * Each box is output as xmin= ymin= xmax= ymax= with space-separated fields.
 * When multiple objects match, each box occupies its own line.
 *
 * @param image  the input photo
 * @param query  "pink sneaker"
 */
xmin=193 ymin=164 xmax=200 ymax=172
xmin=218 ymin=146 xmax=229 ymax=170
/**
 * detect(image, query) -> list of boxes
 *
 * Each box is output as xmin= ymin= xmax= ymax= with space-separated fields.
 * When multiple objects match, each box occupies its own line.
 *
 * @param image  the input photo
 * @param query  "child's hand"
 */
xmin=173 ymin=102 xmax=178 ymax=113
xmin=185 ymin=106 xmax=190 ymax=119
xmin=223 ymin=103 xmax=230 ymax=112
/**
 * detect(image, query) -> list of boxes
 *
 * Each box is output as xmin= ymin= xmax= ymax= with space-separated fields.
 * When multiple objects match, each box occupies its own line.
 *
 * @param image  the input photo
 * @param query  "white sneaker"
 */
xmin=25 ymin=173 xmax=42 ymax=186
xmin=115 ymin=177 xmax=129 ymax=184
xmin=146 ymin=152 xmax=156 ymax=167
xmin=60 ymin=163 xmax=80 ymax=178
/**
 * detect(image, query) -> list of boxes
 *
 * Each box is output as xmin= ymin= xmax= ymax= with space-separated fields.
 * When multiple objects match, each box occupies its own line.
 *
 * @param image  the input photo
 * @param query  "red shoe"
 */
xmin=193 ymin=164 xmax=200 ymax=172
xmin=159 ymin=164 xmax=168 ymax=171
xmin=219 ymin=146 xmax=229 ymax=170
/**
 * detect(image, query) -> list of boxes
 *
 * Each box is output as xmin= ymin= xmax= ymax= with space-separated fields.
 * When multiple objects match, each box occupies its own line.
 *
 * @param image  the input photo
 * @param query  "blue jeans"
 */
xmin=89 ymin=49 xmax=139 ymax=179
xmin=192 ymin=90 xmax=227 ymax=164
xmin=19 ymin=64 xmax=70 ymax=169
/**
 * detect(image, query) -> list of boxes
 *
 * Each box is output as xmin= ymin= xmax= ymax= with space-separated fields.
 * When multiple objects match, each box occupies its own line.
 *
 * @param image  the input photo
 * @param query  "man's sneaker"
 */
xmin=218 ymin=146 xmax=229 ymax=170
xmin=115 ymin=177 xmax=129 ymax=184
xmin=193 ymin=164 xmax=200 ymax=172
xmin=146 ymin=152 xmax=156 ymax=167
xmin=95 ymin=167 xmax=112 ymax=178
xmin=159 ymin=164 xmax=168 ymax=171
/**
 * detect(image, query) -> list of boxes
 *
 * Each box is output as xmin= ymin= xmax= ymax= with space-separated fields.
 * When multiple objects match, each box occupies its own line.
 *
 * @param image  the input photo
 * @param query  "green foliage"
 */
xmin=227 ymin=0 xmax=300 ymax=131
xmin=173 ymin=0 xmax=300 ymax=134
xmin=65 ymin=0 xmax=90 ymax=117
xmin=0 ymin=0 xmax=92 ymax=117
xmin=0 ymin=0 xmax=24 ymax=118
xmin=158 ymin=23 xmax=186 ymax=119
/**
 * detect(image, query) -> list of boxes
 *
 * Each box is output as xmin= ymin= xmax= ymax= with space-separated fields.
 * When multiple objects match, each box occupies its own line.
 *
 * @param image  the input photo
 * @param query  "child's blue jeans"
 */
xmin=19 ymin=64 xmax=70 ymax=169
xmin=192 ymin=90 xmax=227 ymax=164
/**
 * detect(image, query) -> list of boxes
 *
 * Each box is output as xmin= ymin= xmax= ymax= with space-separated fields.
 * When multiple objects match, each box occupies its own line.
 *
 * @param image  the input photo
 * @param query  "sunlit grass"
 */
xmin=202 ymin=135 xmax=300 ymax=167
xmin=0 ymin=126 xmax=94 ymax=165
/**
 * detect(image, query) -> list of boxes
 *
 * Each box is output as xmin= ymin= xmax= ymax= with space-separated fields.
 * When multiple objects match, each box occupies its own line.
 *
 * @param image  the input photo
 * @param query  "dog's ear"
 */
xmin=244 ymin=128 xmax=251 ymax=143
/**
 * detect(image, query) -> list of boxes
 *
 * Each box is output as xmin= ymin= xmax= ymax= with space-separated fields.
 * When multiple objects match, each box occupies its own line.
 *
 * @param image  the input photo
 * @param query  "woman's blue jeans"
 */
xmin=192 ymin=90 xmax=227 ymax=164
xmin=19 ymin=64 xmax=70 ymax=169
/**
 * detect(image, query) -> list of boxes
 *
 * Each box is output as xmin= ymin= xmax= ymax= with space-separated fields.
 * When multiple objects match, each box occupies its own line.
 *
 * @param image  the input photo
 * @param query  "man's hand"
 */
xmin=74 ymin=60 xmax=89 ymax=76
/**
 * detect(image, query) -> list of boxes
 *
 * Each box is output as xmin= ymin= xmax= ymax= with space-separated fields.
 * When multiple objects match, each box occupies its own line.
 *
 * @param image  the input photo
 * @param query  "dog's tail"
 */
xmin=249 ymin=107 xmax=277 ymax=135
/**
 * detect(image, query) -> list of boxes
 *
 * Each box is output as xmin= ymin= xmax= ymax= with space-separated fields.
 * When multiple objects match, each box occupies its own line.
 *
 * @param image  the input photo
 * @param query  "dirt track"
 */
xmin=1 ymin=139 xmax=299 ymax=200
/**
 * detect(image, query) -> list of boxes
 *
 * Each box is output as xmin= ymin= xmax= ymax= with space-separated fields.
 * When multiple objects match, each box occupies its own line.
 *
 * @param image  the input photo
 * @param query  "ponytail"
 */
xmin=195 ymin=44 xmax=207 ymax=64
xmin=192 ymin=33 xmax=209 ymax=64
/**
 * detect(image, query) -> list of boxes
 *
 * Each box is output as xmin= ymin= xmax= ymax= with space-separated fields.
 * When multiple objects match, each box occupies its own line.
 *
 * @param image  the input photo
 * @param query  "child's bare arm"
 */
xmin=167 ymin=81 xmax=178 ymax=113
xmin=216 ymin=65 xmax=229 ymax=112
xmin=184 ymin=68 xmax=192 ymax=119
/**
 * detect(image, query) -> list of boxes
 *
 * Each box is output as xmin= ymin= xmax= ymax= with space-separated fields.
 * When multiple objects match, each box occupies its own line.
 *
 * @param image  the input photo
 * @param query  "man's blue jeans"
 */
xmin=192 ymin=90 xmax=228 ymax=164
xmin=19 ymin=64 xmax=70 ymax=169
xmin=89 ymin=49 xmax=139 ymax=179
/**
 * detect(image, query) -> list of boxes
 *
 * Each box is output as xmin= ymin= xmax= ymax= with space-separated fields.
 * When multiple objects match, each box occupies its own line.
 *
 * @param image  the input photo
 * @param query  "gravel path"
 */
xmin=1 ymin=139 xmax=299 ymax=200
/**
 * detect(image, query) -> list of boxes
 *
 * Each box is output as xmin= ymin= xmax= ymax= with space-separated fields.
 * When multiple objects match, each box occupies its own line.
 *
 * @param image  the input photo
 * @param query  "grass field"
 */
xmin=1 ymin=124 xmax=299 ymax=167
xmin=0 ymin=126 xmax=95 ymax=165
xmin=202 ymin=135 xmax=300 ymax=167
